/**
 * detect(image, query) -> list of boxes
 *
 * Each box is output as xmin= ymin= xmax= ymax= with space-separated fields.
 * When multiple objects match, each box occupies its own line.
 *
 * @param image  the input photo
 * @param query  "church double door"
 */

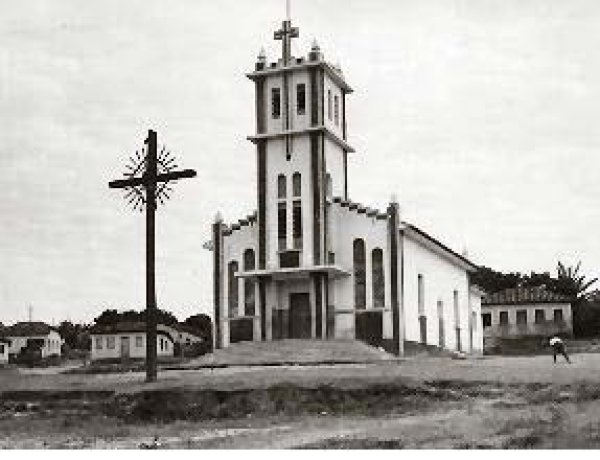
xmin=289 ymin=293 xmax=311 ymax=339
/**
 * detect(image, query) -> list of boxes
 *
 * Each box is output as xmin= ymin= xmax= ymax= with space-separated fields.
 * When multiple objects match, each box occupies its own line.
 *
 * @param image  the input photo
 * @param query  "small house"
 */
xmin=2 ymin=322 xmax=63 ymax=359
xmin=89 ymin=322 xmax=176 ymax=361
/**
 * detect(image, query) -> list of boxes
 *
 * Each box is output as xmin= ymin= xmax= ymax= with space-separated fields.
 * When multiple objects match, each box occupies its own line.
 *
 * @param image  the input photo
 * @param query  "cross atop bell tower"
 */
xmin=274 ymin=1 xmax=298 ymax=67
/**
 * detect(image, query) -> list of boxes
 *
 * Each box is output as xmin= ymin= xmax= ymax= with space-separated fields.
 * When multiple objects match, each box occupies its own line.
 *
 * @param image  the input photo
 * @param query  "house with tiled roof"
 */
xmin=89 ymin=321 xmax=204 ymax=361
xmin=90 ymin=322 xmax=176 ymax=361
xmin=481 ymin=286 xmax=573 ymax=344
xmin=0 ymin=322 xmax=63 ymax=359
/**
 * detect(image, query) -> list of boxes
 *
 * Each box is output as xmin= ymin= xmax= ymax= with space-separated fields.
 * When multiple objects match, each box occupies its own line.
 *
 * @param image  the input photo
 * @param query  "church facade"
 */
xmin=212 ymin=18 xmax=484 ymax=356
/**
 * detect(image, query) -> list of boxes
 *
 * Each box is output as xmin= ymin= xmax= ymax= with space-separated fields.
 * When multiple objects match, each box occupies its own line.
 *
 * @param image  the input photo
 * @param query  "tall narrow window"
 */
xmin=293 ymin=200 xmax=303 ymax=249
xmin=327 ymin=89 xmax=332 ymax=120
xmin=243 ymin=249 xmax=256 ymax=316
xmin=277 ymin=174 xmax=286 ymax=199
xmin=296 ymin=83 xmax=306 ymax=115
xmin=272 ymin=87 xmax=281 ymax=119
xmin=353 ymin=239 xmax=366 ymax=309
xmin=325 ymin=173 xmax=332 ymax=198
xmin=418 ymin=275 xmax=426 ymax=344
xmin=334 ymin=95 xmax=339 ymax=126
xmin=371 ymin=248 xmax=385 ymax=308
xmin=278 ymin=202 xmax=287 ymax=250
xmin=437 ymin=300 xmax=445 ymax=348
xmin=453 ymin=290 xmax=461 ymax=351
xmin=418 ymin=275 xmax=425 ymax=315
xmin=228 ymin=261 xmax=239 ymax=317
xmin=292 ymin=172 xmax=301 ymax=197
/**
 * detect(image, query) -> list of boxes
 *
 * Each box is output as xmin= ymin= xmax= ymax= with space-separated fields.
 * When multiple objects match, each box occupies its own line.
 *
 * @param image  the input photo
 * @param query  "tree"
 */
xmin=556 ymin=261 xmax=598 ymax=299
xmin=183 ymin=313 xmax=212 ymax=341
xmin=92 ymin=308 xmax=179 ymax=327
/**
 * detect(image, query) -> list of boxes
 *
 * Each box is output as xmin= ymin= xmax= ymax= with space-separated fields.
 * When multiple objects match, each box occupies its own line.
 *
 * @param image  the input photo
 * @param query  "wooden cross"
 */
xmin=274 ymin=19 xmax=299 ymax=65
xmin=108 ymin=129 xmax=196 ymax=382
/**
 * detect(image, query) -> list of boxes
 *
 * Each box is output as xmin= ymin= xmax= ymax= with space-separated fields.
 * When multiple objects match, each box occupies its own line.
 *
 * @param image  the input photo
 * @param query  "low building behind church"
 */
xmin=211 ymin=16 xmax=484 ymax=356
xmin=481 ymin=286 xmax=573 ymax=348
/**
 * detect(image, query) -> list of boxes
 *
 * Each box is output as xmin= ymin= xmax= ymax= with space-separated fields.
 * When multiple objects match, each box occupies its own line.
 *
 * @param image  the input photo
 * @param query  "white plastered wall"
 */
xmin=403 ymin=235 xmax=471 ymax=352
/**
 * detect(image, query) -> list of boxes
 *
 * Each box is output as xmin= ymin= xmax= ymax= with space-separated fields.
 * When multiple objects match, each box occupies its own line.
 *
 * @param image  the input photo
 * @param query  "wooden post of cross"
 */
xmin=109 ymin=129 xmax=196 ymax=382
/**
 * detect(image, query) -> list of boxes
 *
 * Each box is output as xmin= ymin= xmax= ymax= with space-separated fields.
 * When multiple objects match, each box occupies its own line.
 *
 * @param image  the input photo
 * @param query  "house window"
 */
xmin=292 ymin=172 xmax=301 ymax=197
xmin=554 ymin=309 xmax=563 ymax=323
xmin=371 ymin=248 xmax=385 ymax=308
xmin=0 ymin=344 xmax=4 ymax=354
xmin=292 ymin=200 xmax=303 ymax=249
xmin=159 ymin=338 xmax=164 ymax=352
xmin=278 ymin=202 xmax=287 ymax=251
xmin=482 ymin=313 xmax=492 ymax=328
xmin=535 ymin=309 xmax=545 ymax=324
xmin=296 ymin=83 xmax=306 ymax=115
xmin=272 ymin=87 xmax=281 ymax=119
xmin=327 ymin=89 xmax=332 ymax=120
xmin=499 ymin=311 xmax=509 ymax=326
xmin=277 ymin=174 xmax=286 ymax=199
xmin=334 ymin=95 xmax=339 ymax=126
xmin=228 ymin=260 xmax=239 ymax=317
xmin=516 ymin=310 xmax=527 ymax=325
xmin=107 ymin=337 xmax=115 ymax=349
xmin=95 ymin=337 xmax=103 ymax=350
xmin=136 ymin=336 xmax=143 ymax=348
xmin=244 ymin=248 xmax=256 ymax=316
xmin=353 ymin=239 xmax=366 ymax=309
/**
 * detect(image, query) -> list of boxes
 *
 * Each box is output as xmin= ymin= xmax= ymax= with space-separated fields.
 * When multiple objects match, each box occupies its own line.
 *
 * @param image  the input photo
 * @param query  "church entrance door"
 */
xmin=289 ymin=293 xmax=311 ymax=339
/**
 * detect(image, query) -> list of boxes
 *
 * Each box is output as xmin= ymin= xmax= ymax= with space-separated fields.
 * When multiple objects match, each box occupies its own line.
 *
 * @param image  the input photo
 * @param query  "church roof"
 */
xmin=482 ymin=286 xmax=573 ymax=305
xmin=402 ymin=223 xmax=478 ymax=272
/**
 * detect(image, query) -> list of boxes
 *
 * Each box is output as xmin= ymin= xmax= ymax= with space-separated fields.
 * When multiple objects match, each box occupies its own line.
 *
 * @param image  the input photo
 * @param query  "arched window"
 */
xmin=243 ymin=249 xmax=256 ymax=316
xmin=277 ymin=174 xmax=286 ymax=199
xmin=292 ymin=172 xmax=301 ymax=197
xmin=353 ymin=239 xmax=366 ymax=309
xmin=228 ymin=261 xmax=239 ymax=317
xmin=371 ymin=248 xmax=385 ymax=308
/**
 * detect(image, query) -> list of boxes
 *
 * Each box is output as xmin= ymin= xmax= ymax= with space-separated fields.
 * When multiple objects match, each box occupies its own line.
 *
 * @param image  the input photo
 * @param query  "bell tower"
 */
xmin=247 ymin=16 xmax=354 ymax=273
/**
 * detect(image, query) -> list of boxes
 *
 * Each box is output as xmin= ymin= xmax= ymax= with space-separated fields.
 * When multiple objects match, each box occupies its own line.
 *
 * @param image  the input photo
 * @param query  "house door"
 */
xmin=120 ymin=337 xmax=130 ymax=358
xmin=289 ymin=293 xmax=311 ymax=339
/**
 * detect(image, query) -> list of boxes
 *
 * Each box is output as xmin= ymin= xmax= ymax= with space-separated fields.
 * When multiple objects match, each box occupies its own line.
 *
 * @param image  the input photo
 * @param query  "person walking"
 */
xmin=549 ymin=336 xmax=571 ymax=364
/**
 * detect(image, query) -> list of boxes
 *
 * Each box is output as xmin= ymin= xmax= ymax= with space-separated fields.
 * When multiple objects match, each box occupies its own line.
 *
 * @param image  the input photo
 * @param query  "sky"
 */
xmin=1 ymin=0 xmax=600 ymax=324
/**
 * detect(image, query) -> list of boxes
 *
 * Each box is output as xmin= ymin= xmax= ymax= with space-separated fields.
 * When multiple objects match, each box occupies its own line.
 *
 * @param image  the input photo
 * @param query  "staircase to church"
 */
xmin=191 ymin=339 xmax=397 ymax=367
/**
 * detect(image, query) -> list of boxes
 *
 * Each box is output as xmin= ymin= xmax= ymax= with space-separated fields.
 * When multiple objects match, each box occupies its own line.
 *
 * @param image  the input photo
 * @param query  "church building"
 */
xmin=211 ymin=16 xmax=484 ymax=356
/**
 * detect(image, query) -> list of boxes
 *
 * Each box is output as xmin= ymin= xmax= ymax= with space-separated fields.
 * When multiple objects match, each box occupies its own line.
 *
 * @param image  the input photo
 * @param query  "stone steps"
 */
xmin=191 ymin=339 xmax=397 ymax=367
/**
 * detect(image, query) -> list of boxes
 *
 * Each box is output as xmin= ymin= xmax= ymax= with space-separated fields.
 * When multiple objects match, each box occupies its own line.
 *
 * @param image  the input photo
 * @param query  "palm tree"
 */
xmin=556 ymin=261 xmax=598 ymax=299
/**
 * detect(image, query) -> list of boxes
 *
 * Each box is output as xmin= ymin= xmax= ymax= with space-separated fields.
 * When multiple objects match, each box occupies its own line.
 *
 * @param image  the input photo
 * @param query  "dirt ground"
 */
xmin=1 ymin=353 xmax=600 ymax=448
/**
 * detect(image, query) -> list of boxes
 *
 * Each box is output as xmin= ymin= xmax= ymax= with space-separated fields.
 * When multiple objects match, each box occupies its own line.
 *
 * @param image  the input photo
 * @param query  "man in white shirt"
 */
xmin=549 ymin=336 xmax=571 ymax=364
